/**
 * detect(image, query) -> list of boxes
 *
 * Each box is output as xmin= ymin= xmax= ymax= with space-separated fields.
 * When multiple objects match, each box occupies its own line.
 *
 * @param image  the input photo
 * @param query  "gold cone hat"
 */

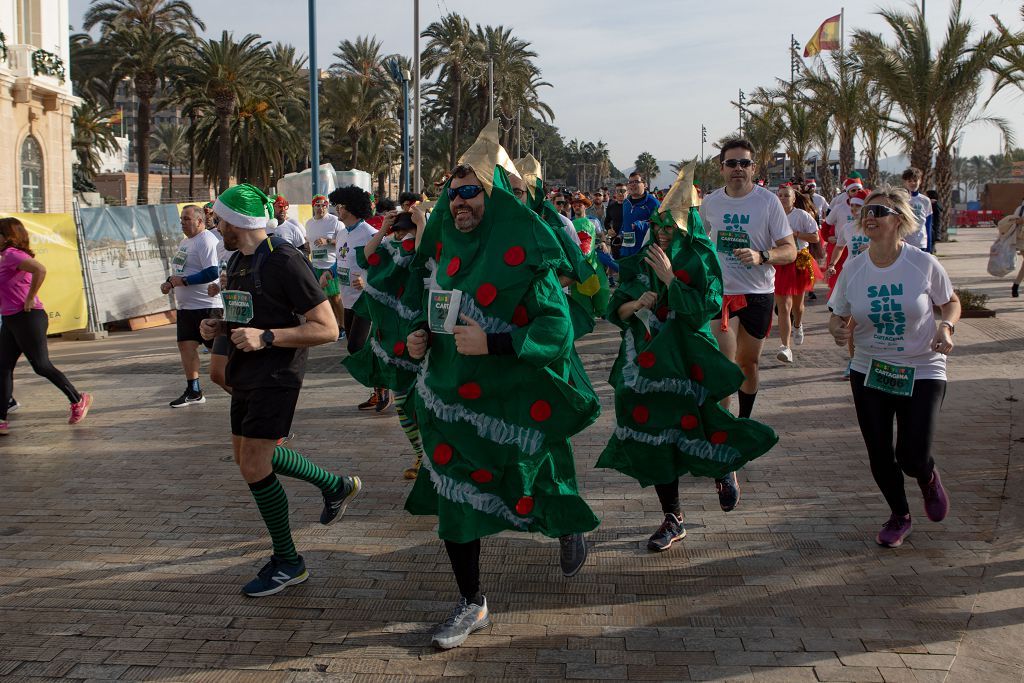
xmin=513 ymin=154 xmax=543 ymax=200
xmin=658 ymin=160 xmax=701 ymax=231
xmin=457 ymin=119 xmax=522 ymax=196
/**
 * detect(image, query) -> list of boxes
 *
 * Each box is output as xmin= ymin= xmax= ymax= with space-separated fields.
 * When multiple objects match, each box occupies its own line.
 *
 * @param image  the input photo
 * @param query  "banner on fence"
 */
xmin=0 ymin=212 xmax=88 ymax=334
xmin=78 ymin=205 xmax=183 ymax=324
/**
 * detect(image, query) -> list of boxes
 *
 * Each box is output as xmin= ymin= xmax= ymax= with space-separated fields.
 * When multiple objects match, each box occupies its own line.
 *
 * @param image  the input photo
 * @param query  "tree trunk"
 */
xmin=910 ymin=136 xmax=933 ymax=188
xmin=377 ymin=170 xmax=386 ymax=198
xmin=349 ymin=133 xmax=360 ymax=168
xmin=934 ymin=146 xmax=953 ymax=244
xmin=449 ymin=71 xmax=462 ymax=170
xmin=168 ymin=166 xmax=174 ymax=201
xmin=838 ymin=130 xmax=855 ymax=180
xmin=187 ymin=111 xmax=196 ymax=198
xmin=217 ymin=109 xmax=232 ymax=194
xmin=134 ymin=74 xmax=157 ymax=205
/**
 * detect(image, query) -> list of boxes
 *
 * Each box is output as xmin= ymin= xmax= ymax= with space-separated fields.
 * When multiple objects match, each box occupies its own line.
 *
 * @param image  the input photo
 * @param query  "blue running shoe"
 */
xmin=320 ymin=476 xmax=361 ymax=525
xmin=715 ymin=472 xmax=740 ymax=512
xmin=242 ymin=555 xmax=308 ymax=597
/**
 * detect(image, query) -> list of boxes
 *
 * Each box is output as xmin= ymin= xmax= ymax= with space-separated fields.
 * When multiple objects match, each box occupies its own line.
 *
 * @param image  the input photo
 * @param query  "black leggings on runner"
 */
xmin=444 ymin=539 xmax=481 ymax=602
xmin=654 ymin=479 xmax=681 ymax=516
xmin=849 ymin=371 xmax=946 ymax=517
xmin=343 ymin=309 xmax=371 ymax=356
xmin=0 ymin=310 xmax=81 ymax=419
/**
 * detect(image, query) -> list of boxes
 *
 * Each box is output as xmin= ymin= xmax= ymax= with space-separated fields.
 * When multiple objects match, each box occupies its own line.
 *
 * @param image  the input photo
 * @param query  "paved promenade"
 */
xmin=0 ymin=227 xmax=1021 ymax=682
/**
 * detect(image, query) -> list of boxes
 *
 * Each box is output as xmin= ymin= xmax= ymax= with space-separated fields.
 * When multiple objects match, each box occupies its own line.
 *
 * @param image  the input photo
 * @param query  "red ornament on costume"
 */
xmin=435 ymin=242 xmax=443 ymax=261
xmin=458 ymin=382 xmax=482 ymax=400
xmin=515 ymin=496 xmax=534 ymax=515
xmin=681 ymin=414 xmax=699 ymax=430
xmin=366 ymin=253 xmax=381 ymax=267
xmin=637 ymin=351 xmax=656 ymax=369
xmin=447 ymin=257 xmax=461 ymax=276
xmin=476 ymin=283 xmax=498 ymax=307
xmin=632 ymin=405 xmax=650 ymax=424
xmin=402 ymin=238 xmax=416 ymax=252
xmin=656 ymin=305 xmax=669 ymax=322
xmin=470 ymin=469 xmax=493 ymax=484
xmin=504 ymin=246 xmax=525 ymax=266
xmin=433 ymin=443 xmax=453 ymax=465
xmin=710 ymin=431 xmax=728 ymax=445
xmin=530 ymin=400 xmax=552 ymax=422
xmin=512 ymin=305 xmax=529 ymax=326
xmin=690 ymin=364 xmax=704 ymax=382
xmin=674 ymin=269 xmax=691 ymax=284
xmin=393 ymin=341 xmax=406 ymax=356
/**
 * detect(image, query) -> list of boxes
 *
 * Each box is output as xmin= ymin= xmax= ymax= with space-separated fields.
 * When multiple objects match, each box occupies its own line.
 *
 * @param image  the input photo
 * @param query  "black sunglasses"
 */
xmin=447 ymin=185 xmax=485 ymax=201
xmin=722 ymin=159 xmax=754 ymax=169
xmin=554 ymin=200 xmax=566 ymax=206
xmin=863 ymin=204 xmax=899 ymax=219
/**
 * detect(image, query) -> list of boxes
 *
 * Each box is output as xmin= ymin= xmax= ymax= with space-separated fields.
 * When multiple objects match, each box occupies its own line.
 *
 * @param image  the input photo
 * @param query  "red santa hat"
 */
xmin=843 ymin=176 xmax=864 ymax=192
xmin=849 ymin=189 xmax=870 ymax=206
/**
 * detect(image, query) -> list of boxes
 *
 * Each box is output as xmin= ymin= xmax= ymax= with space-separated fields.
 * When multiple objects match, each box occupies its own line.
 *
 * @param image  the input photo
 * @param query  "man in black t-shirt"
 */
xmin=200 ymin=184 xmax=362 ymax=597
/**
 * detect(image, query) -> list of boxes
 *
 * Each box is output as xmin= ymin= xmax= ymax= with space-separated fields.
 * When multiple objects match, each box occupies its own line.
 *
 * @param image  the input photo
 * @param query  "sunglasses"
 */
xmin=447 ymin=184 xmax=485 ymax=201
xmin=554 ymin=201 xmax=566 ymax=206
xmin=722 ymin=159 xmax=754 ymax=169
xmin=512 ymin=188 xmax=527 ymax=198
xmin=863 ymin=204 xmax=899 ymax=219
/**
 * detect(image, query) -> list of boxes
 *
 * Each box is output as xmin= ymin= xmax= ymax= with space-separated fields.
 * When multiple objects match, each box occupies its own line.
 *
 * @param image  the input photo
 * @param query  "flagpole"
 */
xmin=841 ymin=7 xmax=845 ymax=52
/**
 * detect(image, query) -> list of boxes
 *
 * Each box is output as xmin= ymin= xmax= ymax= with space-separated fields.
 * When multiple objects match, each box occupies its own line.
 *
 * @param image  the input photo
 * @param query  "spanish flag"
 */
xmin=804 ymin=14 xmax=841 ymax=57
xmin=107 ymin=108 xmax=123 ymax=125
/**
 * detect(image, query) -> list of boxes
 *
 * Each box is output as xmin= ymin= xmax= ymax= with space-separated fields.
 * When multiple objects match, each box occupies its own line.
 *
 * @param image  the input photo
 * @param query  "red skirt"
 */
xmin=774 ymin=252 xmax=822 ymax=296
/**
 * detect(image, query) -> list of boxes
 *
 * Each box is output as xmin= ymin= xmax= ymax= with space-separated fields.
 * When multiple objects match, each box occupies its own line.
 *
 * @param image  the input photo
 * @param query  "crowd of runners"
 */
xmin=0 ymin=124 xmax=964 ymax=651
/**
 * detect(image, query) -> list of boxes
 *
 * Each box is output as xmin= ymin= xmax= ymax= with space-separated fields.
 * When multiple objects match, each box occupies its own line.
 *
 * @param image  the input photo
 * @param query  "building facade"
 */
xmin=0 ymin=0 xmax=79 ymax=213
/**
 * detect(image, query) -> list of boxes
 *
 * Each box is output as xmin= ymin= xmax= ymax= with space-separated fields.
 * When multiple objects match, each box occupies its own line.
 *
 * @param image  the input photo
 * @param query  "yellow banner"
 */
xmin=0 ymin=213 xmax=88 ymax=333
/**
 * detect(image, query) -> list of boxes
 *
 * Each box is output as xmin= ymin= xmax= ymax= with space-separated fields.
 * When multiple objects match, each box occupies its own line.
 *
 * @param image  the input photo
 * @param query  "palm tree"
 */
xmin=421 ymin=14 xmax=480 ymax=168
xmin=633 ymin=152 xmax=659 ymax=185
xmin=810 ymin=115 xmax=836 ymax=197
xmin=150 ymin=122 xmax=189 ymax=199
xmin=858 ymin=85 xmax=895 ymax=188
xmin=83 ymin=0 xmax=204 ymax=205
xmin=72 ymin=99 xmax=119 ymax=180
xmin=797 ymin=50 xmax=866 ymax=180
xmin=185 ymin=31 xmax=278 ymax=193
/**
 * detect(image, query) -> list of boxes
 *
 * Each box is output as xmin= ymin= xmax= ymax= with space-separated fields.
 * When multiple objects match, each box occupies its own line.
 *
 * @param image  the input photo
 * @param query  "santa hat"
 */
xmin=843 ymin=172 xmax=864 ymax=192
xmin=806 ymin=179 xmax=817 ymax=188
xmin=312 ymin=194 xmax=328 ymax=205
xmin=213 ymin=183 xmax=273 ymax=230
xmin=849 ymin=189 xmax=869 ymax=206
xmin=272 ymin=195 xmax=289 ymax=208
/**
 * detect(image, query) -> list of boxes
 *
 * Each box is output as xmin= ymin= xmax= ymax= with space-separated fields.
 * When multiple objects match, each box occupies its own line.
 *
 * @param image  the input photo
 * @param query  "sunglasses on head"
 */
xmin=722 ymin=159 xmax=754 ymax=169
xmin=863 ymin=204 xmax=899 ymax=219
xmin=447 ymin=184 xmax=485 ymax=201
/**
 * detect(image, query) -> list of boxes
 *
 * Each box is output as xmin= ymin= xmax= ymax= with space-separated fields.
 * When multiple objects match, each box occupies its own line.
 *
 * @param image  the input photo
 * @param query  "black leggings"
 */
xmin=654 ymin=479 xmax=681 ymax=516
xmin=849 ymin=370 xmax=946 ymax=517
xmin=444 ymin=539 xmax=481 ymax=602
xmin=0 ymin=310 xmax=81 ymax=419
xmin=343 ymin=308 xmax=371 ymax=356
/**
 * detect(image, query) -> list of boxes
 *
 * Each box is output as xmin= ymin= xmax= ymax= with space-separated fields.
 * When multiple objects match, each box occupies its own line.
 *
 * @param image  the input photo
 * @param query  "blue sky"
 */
xmin=69 ymin=0 xmax=1023 ymax=169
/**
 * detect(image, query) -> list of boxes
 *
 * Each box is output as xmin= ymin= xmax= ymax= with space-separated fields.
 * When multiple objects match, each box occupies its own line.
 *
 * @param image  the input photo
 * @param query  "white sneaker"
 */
xmin=776 ymin=345 xmax=794 ymax=363
xmin=794 ymin=326 xmax=805 ymax=345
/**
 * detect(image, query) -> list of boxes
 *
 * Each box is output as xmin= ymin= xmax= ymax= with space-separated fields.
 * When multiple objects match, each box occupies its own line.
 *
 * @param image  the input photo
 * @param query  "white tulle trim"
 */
xmin=460 ymin=295 xmax=516 ymax=334
xmin=369 ymin=337 xmax=422 ymax=373
xmin=636 ymin=273 xmax=651 ymax=288
xmin=423 ymin=257 xmax=440 ymax=291
xmin=418 ymin=446 xmax=532 ymax=530
xmin=363 ymin=283 xmax=418 ymax=320
xmin=613 ymin=425 xmax=740 ymax=466
xmin=621 ymin=331 xmax=708 ymax=405
xmin=381 ymin=238 xmax=415 ymax=267
xmin=415 ymin=360 xmax=544 ymax=455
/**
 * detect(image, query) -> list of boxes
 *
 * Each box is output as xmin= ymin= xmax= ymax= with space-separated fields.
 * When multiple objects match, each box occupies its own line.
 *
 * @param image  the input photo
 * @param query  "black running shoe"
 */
xmin=169 ymin=390 xmax=205 ymax=408
xmin=242 ymin=555 xmax=308 ymax=597
xmin=320 ymin=476 xmax=362 ymax=525
xmin=559 ymin=533 xmax=587 ymax=577
xmin=715 ymin=472 xmax=740 ymax=512
xmin=647 ymin=513 xmax=686 ymax=552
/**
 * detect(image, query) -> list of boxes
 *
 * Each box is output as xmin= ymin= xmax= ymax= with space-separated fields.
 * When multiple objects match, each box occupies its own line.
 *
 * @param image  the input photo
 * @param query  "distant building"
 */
xmin=111 ymin=79 xmax=183 ymax=166
xmin=0 ymin=0 xmax=81 ymax=212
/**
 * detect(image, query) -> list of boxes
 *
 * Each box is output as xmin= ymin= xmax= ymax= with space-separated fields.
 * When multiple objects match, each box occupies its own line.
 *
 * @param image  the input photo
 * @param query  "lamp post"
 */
xmin=386 ymin=59 xmax=412 ymax=194
xmin=413 ymin=0 xmax=421 ymax=194
xmin=384 ymin=144 xmax=395 ymax=197
xmin=308 ymin=0 xmax=320 ymax=198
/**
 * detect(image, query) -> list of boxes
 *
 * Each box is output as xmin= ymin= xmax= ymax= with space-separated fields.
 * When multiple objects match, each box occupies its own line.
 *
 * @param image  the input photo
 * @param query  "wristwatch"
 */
xmin=939 ymin=321 xmax=955 ymax=335
xmin=759 ymin=250 xmax=771 ymax=265
xmin=261 ymin=329 xmax=275 ymax=348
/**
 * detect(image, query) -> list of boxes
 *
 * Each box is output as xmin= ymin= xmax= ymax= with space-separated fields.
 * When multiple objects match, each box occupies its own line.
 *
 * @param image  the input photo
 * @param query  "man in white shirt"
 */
xmin=305 ymin=194 xmax=344 ymax=332
xmin=805 ymin=180 xmax=829 ymax=220
xmin=902 ymin=167 xmax=933 ymax=252
xmin=699 ymin=139 xmax=797 ymax=511
xmin=328 ymin=185 xmax=384 ymax=411
xmin=270 ymin=195 xmax=309 ymax=255
xmin=161 ymin=204 xmax=224 ymax=408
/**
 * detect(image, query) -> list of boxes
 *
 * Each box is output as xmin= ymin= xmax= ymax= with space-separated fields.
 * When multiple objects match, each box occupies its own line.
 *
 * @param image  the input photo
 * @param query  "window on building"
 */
xmin=20 ymin=136 xmax=45 ymax=213
xmin=15 ymin=0 xmax=43 ymax=47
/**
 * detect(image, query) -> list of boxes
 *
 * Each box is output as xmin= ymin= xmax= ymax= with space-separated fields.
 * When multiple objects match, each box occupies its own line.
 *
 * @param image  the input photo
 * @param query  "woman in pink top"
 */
xmin=0 ymin=218 xmax=91 ymax=434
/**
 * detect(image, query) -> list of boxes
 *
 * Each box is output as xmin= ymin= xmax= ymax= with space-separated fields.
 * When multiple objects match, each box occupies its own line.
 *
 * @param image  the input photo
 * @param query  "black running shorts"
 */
xmin=711 ymin=292 xmax=774 ymax=340
xmin=177 ymin=307 xmax=222 ymax=347
xmin=230 ymin=387 xmax=300 ymax=440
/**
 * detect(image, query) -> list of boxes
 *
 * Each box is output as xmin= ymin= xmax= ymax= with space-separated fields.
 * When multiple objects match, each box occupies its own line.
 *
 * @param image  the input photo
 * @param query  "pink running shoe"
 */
xmin=919 ymin=469 xmax=950 ymax=522
xmin=68 ymin=393 xmax=92 ymax=425
xmin=876 ymin=514 xmax=912 ymax=548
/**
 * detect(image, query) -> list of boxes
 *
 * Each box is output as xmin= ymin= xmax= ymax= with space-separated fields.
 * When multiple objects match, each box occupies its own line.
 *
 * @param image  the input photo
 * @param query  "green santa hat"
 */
xmin=213 ymin=183 xmax=273 ymax=230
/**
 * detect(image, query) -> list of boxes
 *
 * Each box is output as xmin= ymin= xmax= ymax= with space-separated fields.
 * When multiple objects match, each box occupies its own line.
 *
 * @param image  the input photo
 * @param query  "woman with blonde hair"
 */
xmin=827 ymin=187 xmax=960 ymax=548
xmin=0 ymin=218 xmax=91 ymax=434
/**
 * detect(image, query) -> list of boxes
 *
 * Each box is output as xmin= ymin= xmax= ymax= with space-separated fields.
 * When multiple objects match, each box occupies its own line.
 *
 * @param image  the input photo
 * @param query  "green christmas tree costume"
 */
xmin=569 ymin=216 xmax=611 ymax=331
xmin=341 ymin=233 xmax=422 ymax=392
xmin=597 ymin=179 xmax=778 ymax=486
xmin=403 ymin=141 xmax=600 ymax=543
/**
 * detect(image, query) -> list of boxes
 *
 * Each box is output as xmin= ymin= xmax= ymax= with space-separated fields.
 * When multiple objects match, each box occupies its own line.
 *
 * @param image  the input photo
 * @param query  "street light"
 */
xmin=384 ymin=144 xmax=395 ymax=197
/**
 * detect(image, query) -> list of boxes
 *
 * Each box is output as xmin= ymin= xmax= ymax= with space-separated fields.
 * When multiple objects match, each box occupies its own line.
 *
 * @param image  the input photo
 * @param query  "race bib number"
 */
xmin=621 ymin=231 xmax=636 ymax=248
xmin=171 ymin=247 xmax=188 ymax=274
xmin=716 ymin=230 xmax=750 ymax=254
xmin=428 ymin=288 xmax=463 ymax=334
xmin=336 ymin=267 xmax=351 ymax=287
xmin=221 ymin=290 xmax=254 ymax=324
xmin=312 ymin=245 xmax=330 ymax=262
xmin=865 ymin=358 xmax=915 ymax=397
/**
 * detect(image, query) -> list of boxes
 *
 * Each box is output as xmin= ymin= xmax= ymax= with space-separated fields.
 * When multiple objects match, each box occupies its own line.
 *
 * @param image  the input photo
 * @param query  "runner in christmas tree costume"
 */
xmin=342 ymin=205 xmax=428 ymax=479
xmin=511 ymin=155 xmax=600 ymax=340
xmin=597 ymin=164 xmax=778 ymax=552
xmin=569 ymin=193 xmax=611 ymax=328
xmin=402 ymin=123 xmax=600 ymax=649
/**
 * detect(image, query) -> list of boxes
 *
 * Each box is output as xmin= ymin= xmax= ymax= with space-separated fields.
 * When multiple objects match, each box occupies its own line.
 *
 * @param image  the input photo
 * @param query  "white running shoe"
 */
xmin=776 ymin=345 xmax=794 ymax=363
xmin=794 ymin=325 xmax=805 ymax=345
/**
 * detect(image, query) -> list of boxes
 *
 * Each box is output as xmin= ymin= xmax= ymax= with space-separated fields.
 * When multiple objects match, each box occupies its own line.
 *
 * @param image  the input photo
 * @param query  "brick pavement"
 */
xmin=0 ymin=228 xmax=1021 ymax=682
